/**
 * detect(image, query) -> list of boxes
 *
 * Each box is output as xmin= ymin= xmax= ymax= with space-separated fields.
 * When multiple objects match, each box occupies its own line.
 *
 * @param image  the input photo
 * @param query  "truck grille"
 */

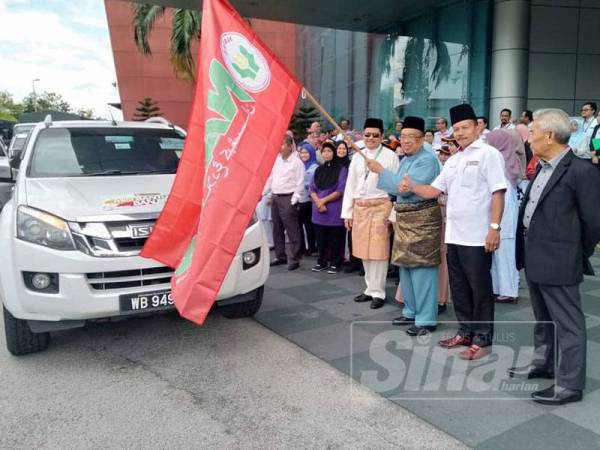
xmin=69 ymin=218 xmax=156 ymax=257
xmin=114 ymin=237 xmax=147 ymax=251
xmin=86 ymin=266 xmax=173 ymax=290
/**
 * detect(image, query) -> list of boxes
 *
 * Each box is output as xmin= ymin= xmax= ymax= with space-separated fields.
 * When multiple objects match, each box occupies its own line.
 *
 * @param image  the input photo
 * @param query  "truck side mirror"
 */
xmin=9 ymin=150 xmax=22 ymax=171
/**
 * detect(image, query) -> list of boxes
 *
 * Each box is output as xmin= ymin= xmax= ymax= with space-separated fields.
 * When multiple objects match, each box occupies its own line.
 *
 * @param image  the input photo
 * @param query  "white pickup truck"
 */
xmin=0 ymin=117 xmax=269 ymax=355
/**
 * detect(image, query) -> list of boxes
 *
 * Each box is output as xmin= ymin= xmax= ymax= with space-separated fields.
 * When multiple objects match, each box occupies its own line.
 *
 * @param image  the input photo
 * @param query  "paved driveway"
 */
xmin=0 ymin=310 xmax=465 ymax=449
xmin=255 ymin=254 xmax=600 ymax=449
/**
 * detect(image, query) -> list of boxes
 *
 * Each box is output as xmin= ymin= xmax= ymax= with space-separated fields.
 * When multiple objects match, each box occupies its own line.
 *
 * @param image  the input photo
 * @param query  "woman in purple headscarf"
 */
xmin=486 ymin=129 xmax=522 ymax=303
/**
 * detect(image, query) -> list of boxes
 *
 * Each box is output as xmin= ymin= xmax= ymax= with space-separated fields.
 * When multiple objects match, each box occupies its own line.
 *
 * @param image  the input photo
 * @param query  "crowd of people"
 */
xmin=259 ymin=101 xmax=600 ymax=405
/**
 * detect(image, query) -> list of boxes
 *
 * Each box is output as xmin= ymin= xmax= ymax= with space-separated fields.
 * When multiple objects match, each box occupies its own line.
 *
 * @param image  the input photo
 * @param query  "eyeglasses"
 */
xmin=363 ymin=133 xmax=381 ymax=138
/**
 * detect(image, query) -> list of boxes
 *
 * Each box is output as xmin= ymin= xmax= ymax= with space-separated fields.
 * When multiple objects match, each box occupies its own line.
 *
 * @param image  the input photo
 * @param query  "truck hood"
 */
xmin=24 ymin=175 xmax=175 ymax=221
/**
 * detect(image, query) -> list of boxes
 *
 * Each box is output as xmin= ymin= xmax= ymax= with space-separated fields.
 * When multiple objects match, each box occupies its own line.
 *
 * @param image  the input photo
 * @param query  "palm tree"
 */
xmin=132 ymin=3 xmax=200 ymax=80
xmin=132 ymin=97 xmax=162 ymax=121
xmin=289 ymin=105 xmax=321 ymax=141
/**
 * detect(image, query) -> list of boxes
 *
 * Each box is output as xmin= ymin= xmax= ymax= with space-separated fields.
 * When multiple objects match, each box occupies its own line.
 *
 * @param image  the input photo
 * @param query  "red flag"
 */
xmin=141 ymin=0 xmax=302 ymax=324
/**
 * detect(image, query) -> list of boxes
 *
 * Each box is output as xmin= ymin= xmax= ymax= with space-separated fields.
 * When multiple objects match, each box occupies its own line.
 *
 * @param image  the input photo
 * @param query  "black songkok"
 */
xmin=449 ymin=103 xmax=477 ymax=125
xmin=363 ymin=118 xmax=384 ymax=133
xmin=402 ymin=116 xmax=425 ymax=133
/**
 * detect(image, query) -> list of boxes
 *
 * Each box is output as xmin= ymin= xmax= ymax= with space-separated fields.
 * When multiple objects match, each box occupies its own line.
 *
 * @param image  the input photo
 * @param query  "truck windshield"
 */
xmin=28 ymin=127 xmax=184 ymax=178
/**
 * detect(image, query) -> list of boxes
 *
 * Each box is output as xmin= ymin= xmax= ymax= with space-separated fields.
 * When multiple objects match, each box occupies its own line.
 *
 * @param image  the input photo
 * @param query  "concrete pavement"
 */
xmin=0 ymin=311 xmax=466 ymax=449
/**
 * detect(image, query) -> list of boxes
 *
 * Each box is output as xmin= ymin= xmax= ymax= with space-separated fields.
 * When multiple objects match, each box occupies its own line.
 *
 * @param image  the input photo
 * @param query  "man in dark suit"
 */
xmin=510 ymin=108 xmax=600 ymax=405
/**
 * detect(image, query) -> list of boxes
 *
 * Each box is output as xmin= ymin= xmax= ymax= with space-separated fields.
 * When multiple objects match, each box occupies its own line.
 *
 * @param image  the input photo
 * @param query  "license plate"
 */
xmin=129 ymin=224 xmax=153 ymax=238
xmin=119 ymin=290 xmax=174 ymax=312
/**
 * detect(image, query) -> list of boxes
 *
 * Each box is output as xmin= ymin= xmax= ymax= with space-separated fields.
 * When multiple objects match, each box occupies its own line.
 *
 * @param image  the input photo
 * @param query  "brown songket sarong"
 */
xmin=351 ymin=198 xmax=392 ymax=260
xmin=392 ymin=200 xmax=442 ymax=267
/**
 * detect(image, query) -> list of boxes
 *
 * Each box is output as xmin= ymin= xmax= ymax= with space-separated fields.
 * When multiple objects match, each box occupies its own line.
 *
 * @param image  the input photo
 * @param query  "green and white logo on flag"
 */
xmin=220 ymin=32 xmax=271 ymax=92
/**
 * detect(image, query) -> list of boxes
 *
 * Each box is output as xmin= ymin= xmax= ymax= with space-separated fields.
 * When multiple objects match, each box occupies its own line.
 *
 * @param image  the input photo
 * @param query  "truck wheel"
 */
xmin=3 ymin=306 xmax=50 ymax=356
xmin=219 ymin=286 xmax=264 ymax=319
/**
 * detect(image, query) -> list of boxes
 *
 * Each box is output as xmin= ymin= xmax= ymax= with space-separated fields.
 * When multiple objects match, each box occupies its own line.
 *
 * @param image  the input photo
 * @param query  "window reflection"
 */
xmin=296 ymin=0 xmax=491 ymax=131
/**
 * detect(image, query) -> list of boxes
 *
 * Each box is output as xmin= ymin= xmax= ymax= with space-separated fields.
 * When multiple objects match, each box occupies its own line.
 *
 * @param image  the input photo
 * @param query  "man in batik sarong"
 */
xmin=367 ymin=116 xmax=442 ymax=335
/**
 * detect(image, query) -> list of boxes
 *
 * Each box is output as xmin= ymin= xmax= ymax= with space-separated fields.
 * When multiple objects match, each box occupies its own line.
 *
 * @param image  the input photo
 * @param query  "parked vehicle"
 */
xmin=0 ymin=139 xmax=9 ymax=180
xmin=0 ymin=116 xmax=269 ymax=355
xmin=0 ymin=140 xmax=12 ymax=210
xmin=7 ymin=123 xmax=35 ymax=160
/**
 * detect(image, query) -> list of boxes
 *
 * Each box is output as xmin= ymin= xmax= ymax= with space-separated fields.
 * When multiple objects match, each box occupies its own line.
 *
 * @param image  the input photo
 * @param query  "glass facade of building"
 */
xmin=296 ymin=0 xmax=492 ymax=131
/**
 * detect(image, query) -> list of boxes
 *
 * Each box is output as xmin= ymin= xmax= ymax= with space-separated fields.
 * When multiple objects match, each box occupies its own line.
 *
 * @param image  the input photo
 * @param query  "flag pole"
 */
xmin=302 ymin=88 xmax=367 ymax=161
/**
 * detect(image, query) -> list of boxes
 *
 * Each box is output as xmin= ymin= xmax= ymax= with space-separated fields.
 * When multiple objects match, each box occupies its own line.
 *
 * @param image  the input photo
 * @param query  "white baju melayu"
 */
xmin=341 ymin=145 xmax=400 ymax=299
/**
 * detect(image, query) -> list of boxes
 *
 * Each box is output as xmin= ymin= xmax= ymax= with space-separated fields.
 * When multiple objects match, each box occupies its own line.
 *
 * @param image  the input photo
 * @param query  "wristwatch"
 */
xmin=490 ymin=223 xmax=501 ymax=231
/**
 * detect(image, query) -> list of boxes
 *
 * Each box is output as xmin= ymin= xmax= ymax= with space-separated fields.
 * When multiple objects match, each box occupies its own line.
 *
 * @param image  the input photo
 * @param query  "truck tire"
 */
xmin=3 ymin=306 xmax=50 ymax=356
xmin=219 ymin=286 xmax=264 ymax=319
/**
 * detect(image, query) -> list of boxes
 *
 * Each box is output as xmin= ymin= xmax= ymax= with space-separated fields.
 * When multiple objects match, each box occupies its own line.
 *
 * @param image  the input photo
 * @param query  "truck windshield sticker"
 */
xmin=159 ymin=138 xmax=184 ymax=150
xmin=103 ymin=193 xmax=167 ymax=209
xmin=105 ymin=136 xmax=134 ymax=143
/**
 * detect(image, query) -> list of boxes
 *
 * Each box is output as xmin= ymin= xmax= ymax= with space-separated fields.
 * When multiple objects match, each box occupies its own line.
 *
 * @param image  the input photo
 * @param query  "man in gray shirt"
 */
xmin=522 ymin=146 xmax=570 ymax=228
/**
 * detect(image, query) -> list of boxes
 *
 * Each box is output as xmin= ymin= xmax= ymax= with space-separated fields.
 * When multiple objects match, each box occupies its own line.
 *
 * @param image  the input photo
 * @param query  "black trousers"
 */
xmin=527 ymin=279 xmax=586 ymax=390
xmin=314 ymin=224 xmax=345 ymax=267
xmin=298 ymin=201 xmax=317 ymax=253
xmin=271 ymin=194 xmax=302 ymax=263
xmin=447 ymin=244 xmax=494 ymax=346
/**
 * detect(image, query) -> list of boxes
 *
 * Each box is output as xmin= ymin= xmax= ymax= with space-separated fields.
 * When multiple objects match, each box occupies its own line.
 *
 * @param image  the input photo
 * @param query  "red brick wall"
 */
xmin=104 ymin=0 xmax=297 ymax=128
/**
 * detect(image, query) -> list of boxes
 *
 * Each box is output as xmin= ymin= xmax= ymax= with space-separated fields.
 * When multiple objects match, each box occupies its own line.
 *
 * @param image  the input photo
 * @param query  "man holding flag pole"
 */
xmin=340 ymin=118 xmax=400 ymax=309
xmin=295 ymin=94 xmax=400 ymax=310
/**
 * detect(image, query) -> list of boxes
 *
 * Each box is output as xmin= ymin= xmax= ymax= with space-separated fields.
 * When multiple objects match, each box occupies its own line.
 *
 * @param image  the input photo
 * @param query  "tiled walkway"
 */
xmin=254 ymin=253 xmax=600 ymax=449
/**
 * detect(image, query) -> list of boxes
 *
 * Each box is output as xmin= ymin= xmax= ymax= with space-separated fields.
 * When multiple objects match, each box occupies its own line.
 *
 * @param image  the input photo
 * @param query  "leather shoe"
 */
xmin=370 ymin=298 xmax=385 ymax=309
xmin=495 ymin=295 xmax=519 ymax=304
xmin=438 ymin=304 xmax=447 ymax=314
xmin=287 ymin=262 xmax=300 ymax=271
xmin=531 ymin=385 xmax=582 ymax=405
xmin=507 ymin=364 xmax=555 ymax=379
xmin=270 ymin=258 xmax=287 ymax=266
xmin=459 ymin=344 xmax=491 ymax=360
xmin=353 ymin=293 xmax=373 ymax=303
xmin=392 ymin=316 xmax=415 ymax=326
xmin=406 ymin=325 xmax=437 ymax=336
xmin=438 ymin=335 xmax=472 ymax=348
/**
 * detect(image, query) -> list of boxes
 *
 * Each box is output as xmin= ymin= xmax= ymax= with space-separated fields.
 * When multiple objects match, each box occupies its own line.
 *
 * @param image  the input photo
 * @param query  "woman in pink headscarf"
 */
xmin=486 ymin=129 xmax=522 ymax=304
xmin=514 ymin=126 xmax=529 ymax=173
xmin=515 ymin=124 xmax=533 ymax=197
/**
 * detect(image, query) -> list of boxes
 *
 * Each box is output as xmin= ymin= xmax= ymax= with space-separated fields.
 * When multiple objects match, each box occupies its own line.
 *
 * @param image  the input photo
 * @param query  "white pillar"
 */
xmin=489 ymin=0 xmax=530 ymax=128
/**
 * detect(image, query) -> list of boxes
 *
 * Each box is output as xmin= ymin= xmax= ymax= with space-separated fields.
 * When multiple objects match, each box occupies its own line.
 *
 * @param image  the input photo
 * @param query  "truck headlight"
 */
xmin=17 ymin=206 xmax=76 ymax=250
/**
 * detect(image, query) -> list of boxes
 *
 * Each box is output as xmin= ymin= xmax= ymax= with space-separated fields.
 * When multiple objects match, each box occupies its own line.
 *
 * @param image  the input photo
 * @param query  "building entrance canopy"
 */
xmin=126 ymin=0 xmax=447 ymax=33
